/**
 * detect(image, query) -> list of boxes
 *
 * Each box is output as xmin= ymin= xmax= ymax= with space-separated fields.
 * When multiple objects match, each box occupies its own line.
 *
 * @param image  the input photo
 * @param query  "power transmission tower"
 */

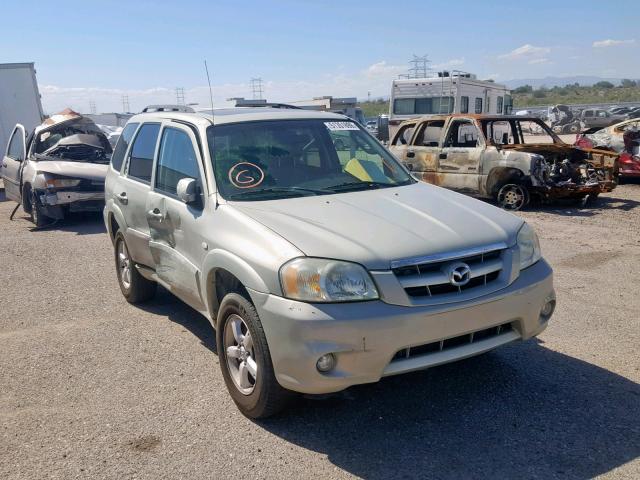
xmin=121 ymin=95 xmax=130 ymax=113
xmin=89 ymin=100 xmax=96 ymax=114
xmin=176 ymin=87 xmax=186 ymax=105
xmin=400 ymin=55 xmax=431 ymax=79
xmin=250 ymin=78 xmax=264 ymax=100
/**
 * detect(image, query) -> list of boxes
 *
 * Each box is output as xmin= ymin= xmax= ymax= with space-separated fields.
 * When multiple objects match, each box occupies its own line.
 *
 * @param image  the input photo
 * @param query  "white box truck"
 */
xmin=0 ymin=63 xmax=44 ymax=154
xmin=389 ymin=71 xmax=511 ymax=139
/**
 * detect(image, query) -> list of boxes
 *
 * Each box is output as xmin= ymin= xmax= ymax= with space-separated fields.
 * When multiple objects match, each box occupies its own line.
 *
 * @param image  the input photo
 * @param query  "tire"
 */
xmin=496 ymin=183 xmax=529 ymax=211
xmin=114 ymin=231 xmax=156 ymax=303
xmin=216 ymin=293 xmax=293 ymax=419
xmin=29 ymin=189 xmax=52 ymax=227
xmin=567 ymin=123 xmax=580 ymax=134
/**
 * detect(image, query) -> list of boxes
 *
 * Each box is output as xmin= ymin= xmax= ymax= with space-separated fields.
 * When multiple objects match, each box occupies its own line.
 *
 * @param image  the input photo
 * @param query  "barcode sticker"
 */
xmin=324 ymin=121 xmax=359 ymax=131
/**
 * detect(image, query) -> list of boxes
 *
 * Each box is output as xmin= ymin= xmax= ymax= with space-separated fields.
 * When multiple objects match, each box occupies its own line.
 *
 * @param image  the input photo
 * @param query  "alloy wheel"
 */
xmin=224 ymin=314 xmax=258 ymax=395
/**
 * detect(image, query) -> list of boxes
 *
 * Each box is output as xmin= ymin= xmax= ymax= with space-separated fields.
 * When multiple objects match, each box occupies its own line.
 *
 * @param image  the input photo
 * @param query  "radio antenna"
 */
xmin=204 ymin=60 xmax=215 ymax=121
xmin=204 ymin=60 xmax=219 ymax=208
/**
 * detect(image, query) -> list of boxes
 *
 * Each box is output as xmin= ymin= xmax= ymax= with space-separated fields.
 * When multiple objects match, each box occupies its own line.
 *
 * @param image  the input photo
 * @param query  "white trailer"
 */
xmin=0 ymin=63 xmax=44 ymax=155
xmin=389 ymin=71 xmax=511 ymax=138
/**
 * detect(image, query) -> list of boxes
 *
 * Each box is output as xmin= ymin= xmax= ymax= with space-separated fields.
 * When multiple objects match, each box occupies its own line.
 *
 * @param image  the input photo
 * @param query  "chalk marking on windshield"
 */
xmin=228 ymin=162 xmax=265 ymax=189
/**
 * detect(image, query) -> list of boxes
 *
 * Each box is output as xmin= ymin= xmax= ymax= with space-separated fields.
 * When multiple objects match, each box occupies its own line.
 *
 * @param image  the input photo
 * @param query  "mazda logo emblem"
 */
xmin=448 ymin=262 xmax=471 ymax=287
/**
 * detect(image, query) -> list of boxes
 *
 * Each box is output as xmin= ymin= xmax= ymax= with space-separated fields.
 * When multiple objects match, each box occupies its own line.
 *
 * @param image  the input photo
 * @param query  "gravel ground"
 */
xmin=1 ymin=180 xmax=639 ymax=480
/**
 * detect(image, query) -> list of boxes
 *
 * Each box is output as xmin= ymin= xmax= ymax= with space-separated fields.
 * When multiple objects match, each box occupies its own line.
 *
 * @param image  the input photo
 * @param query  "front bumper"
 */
xmin=37 ymin=190 xmax=105 ymax=218
xmin=249 ymin=259 xmax=554 ymax=394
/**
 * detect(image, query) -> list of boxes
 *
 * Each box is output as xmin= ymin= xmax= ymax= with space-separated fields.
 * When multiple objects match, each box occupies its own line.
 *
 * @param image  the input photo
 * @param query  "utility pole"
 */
xmin=121 ymin=95 xmax=130 ymax=113
xmin=250 ymin=77 xmax=264 ymax=100
xmin=399 ymin=55 xmax=431 ymax=79
xmin=176 ymin=87 xmax=186 ymax=106
xmin=89 ymin=100 xmax=96 ymax=114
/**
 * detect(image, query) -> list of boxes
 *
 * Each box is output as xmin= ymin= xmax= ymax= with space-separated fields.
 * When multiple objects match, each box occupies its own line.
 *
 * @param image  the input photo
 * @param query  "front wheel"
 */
xmin=24 ymin=186 xmax=51 ymax=227
xmin=217 ymin=293 xmax=293 ymax=418
xmin=496 ymin=183 xmax=529 ymax=211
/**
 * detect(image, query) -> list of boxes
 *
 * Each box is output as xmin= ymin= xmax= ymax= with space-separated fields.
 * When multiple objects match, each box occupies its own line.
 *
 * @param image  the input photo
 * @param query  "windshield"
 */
xmin=207 ymin=119 xmax=414 ymax=201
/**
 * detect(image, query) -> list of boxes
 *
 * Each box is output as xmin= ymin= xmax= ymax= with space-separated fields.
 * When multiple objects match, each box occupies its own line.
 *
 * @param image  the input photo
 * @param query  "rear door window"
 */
xmin=111 ymin=123 xmax=139 ymax=172
xmin=127 ymin=123 xmax=160 ymax=183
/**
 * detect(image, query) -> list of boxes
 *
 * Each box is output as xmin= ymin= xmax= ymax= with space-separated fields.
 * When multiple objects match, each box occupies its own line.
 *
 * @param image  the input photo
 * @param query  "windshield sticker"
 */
xmin=324 ymin=121 xmax=359 ymax=131
xmin=228 ymin=162 xmax=265 ymax=189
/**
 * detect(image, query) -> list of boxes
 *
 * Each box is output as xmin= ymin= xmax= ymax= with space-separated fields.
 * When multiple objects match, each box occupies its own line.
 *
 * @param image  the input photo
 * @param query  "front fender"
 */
xmin=202 ymin=249 xmax=273 ymax=321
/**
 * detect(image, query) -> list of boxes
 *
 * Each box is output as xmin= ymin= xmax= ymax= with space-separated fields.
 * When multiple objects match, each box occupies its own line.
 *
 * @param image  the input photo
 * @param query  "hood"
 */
xmin=230 ymin=182 xmax=523 ymax=270
xmin=35 ymin=161 xmax=108 ymax=182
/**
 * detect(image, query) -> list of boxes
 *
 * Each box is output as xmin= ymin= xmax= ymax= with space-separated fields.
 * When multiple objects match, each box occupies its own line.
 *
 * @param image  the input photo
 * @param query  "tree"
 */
xmin=621 ymin=79 xmax=637 ymax=88
xmin=594 ymin=81 xmax=614 ymax=89
xmin=513 ymin=85 xmax=533 ymax=94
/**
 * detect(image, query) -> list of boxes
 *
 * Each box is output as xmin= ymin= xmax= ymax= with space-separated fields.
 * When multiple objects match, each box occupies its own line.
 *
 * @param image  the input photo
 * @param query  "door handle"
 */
xmin=147 ymin=208 xmax=164 ymax=220
xmin=116 ymin=192 xmax=128 ymax=205
xmin=439 ymin=153 xmax=447 ymax=159
xmin=406 ymin=150 xmax=415 ymax=158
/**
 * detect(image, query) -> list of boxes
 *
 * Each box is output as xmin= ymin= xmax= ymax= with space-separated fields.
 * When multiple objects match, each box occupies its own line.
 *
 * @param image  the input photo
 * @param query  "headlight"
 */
xmin=517 ymin=222 xmax=542 ymax=270
xmin=44 ymin=175 xmax=81 ymax=189
xmin=280 ymin=258 xmax=379 ymax=302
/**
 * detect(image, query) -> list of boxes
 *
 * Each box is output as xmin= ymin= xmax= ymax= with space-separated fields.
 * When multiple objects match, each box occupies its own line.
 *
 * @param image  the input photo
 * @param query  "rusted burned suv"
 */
xmin=389 ymin=115 xmax=618 ymax=210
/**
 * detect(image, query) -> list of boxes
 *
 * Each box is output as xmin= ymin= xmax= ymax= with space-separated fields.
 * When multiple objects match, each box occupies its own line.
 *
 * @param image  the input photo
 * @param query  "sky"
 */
xmin=2 ymin=0 xmax=638 ymax=114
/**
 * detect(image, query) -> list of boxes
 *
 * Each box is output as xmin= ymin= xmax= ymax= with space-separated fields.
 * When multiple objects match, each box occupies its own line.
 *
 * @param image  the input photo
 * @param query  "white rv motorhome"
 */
xmin=389 ymin=71 xmax=511 ymax=138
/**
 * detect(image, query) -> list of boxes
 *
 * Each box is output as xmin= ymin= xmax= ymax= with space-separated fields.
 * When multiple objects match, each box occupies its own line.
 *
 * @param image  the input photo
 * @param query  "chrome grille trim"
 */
xmin=397 ymin=257 xmax=502 ymax=289
xmin=390 ymin=241 xmax=508 ymax=269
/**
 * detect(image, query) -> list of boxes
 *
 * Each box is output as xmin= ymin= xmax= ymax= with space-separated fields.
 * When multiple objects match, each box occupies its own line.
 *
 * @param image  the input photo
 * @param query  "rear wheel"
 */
xmin=217 ymin=293 xmax=293 ymax=418
xmin=496 ymin=183 xmax=529 ymax=211
xmin=114 ymin=231 xmax=156 ymax=303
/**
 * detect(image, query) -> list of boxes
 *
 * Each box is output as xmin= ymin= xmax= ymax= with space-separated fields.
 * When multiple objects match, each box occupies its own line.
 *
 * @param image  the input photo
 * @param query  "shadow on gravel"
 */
xmin=137 ymin=287 xmax=217 ymax=353
xmin=15 ymin=211 xmax=107 ymax=234
xmin=260 ymin=340 xmax=640 ymax=480
xmin=526 ymin=194 xmax=640 ymax=218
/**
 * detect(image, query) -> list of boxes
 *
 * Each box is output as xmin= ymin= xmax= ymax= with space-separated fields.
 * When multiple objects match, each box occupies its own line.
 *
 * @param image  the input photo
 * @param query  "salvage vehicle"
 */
xmin=575 ymin=118 xmax=640 ymax=179
xmin=1 ymin=109 xmax=111 ymax=226
xmin=104 ymin=107 xmax=555 ymax=418
xmin=389 ymin=114 xmax=619 ymax=210
xmin=579 ymin=108 xmax=627 ymax=130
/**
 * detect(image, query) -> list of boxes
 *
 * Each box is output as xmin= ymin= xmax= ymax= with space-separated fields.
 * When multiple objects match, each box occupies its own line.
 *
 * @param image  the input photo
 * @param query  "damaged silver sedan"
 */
xmin=1 ymin=109 xmax=110 ymax=226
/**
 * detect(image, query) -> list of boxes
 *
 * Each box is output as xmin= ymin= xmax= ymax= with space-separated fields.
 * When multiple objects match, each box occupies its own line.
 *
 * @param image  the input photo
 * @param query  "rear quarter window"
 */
xmin=111 ymin=123 xmax=139 ymax=172
xmin=127 ymin=123 xmax=161 ymax=183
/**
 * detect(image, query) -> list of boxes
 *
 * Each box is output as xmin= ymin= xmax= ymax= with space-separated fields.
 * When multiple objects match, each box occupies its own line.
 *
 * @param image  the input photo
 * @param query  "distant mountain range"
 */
xmin=502 ymin=76 xmax=634 ymax=89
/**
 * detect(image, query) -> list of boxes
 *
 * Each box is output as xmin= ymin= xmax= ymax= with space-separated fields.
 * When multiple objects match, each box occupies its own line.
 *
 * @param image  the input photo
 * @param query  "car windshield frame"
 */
xmin=206 ymin=119 xmax=415 ymax=201
xmin=480 ymin=117 xmax=564 ymax=146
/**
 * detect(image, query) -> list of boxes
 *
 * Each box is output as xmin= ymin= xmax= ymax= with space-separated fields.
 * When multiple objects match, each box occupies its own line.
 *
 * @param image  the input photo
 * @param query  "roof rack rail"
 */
xmin=141 ymin=104 xmax=195 ymax=113
xmin=228 ymin=98 xmax=301 ymax=109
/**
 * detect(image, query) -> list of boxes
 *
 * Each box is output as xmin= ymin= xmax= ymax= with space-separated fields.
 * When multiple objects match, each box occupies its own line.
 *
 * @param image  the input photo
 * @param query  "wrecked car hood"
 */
xmin=34 ymin=161 xmax=108 ymax=182
xmin=230 ymin=182 xmax=522 ymax=270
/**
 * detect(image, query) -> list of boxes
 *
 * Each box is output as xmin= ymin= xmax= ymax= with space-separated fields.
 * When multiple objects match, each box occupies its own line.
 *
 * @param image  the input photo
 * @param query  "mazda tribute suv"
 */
xmin=104 ymin=107 xmax=555 ymax=418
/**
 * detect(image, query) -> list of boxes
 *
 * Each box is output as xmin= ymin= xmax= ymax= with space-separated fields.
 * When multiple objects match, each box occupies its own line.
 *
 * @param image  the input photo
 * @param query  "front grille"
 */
xmin=392 ymin=322 xmax=513 ymax=361
xmin=393 ymin=248 xmax=504 ymax=298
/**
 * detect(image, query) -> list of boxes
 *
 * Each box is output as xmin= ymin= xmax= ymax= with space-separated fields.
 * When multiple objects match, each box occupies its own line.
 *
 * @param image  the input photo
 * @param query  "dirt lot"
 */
xmin=1 ymin=180 xmax=639 ymax=480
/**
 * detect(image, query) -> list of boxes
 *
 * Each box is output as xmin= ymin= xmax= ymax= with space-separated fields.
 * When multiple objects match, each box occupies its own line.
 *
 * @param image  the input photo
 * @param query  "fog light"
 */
xmin=316 ymin=353 xmax=336 ymax=373
xmin=540 ymin=296 xmax=556 ymax=322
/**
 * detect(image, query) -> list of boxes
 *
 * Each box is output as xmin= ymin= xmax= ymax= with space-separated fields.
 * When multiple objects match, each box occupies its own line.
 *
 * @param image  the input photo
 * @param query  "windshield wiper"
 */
xmin=227 ymin=186 xmax=329 ymax=200
xmin=326 ymin=181 xmax=399 ymax=192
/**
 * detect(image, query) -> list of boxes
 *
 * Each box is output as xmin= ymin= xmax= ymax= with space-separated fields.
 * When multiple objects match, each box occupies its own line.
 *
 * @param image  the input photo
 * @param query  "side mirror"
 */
xmin=177 ymin=177 xmax=198 ymax=204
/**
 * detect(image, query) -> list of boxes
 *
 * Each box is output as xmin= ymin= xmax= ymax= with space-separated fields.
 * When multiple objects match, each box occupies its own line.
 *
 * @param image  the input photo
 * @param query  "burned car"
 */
xmin=1 ymin=109 xmax=110 ymax=226
xmin=575 ymin=118 xmax=640 ymax=179
xmin=389 ymin=115 xmax=618 ymax=210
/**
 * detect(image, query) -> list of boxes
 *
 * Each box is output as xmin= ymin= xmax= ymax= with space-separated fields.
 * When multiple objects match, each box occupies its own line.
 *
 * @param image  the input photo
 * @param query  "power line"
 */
xmin=250 ymin=77 xmax=264 ymax=100
xmin=89 ymin=100 xmax=96 ymax=115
